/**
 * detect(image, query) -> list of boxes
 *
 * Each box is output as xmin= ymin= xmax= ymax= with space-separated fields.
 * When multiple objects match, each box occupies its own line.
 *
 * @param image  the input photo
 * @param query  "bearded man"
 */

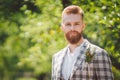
xmin=52 ymin=5 xmax=113 ymax=80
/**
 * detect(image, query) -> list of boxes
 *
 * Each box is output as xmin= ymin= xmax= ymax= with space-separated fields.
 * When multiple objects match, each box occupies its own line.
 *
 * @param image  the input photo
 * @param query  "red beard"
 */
xmin=65 ymin=31 xmax=82 ymax=44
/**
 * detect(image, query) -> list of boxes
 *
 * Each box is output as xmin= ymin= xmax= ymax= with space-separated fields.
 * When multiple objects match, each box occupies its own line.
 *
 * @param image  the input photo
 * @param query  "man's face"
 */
xmin=61 ymin=14 xmax=85 ymax=44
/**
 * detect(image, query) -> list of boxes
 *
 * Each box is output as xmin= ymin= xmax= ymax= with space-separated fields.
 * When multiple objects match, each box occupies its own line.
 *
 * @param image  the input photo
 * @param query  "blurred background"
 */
xmin=0 ymin=0 xmax=120 ymax=80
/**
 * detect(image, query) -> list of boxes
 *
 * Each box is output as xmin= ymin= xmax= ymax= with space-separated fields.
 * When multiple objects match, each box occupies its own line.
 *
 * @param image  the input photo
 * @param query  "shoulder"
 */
xmin=89 ymin=42 xmax=108 ymax=56
xmin=88 ymin=43 xmax=111 ymax=64
xmin=52 ymin=49 xmax=63 ymax=58
xmin=52 ymin=47 xmax=67 ymax=59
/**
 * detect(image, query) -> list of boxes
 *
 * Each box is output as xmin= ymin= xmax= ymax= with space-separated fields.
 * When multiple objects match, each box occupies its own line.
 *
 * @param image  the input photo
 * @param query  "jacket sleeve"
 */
xmin=51 ymin=55 xmax=56 ymax=80
xmin=95 ymin=50 xmax=114 ymax=80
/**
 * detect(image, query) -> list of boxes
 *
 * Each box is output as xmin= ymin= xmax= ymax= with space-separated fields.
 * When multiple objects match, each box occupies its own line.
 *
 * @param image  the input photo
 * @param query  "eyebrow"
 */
xmin=74 ymin=22 xmax=81 ymax=24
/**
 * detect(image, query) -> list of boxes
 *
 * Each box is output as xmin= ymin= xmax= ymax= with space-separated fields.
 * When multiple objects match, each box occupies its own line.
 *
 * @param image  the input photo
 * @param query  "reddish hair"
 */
xmin=62 ymin=5 xmax=84 ymax=20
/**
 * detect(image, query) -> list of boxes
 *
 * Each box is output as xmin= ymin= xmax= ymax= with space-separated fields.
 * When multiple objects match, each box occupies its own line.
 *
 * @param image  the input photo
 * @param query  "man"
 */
xmin=52 ymin=5 xmax=113 ymax=80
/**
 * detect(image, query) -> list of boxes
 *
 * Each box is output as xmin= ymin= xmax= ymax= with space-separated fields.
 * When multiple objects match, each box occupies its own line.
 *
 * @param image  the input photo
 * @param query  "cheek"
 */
xmin=61 ymin=27 xmax=70 ymax=33
xmin=78 ymin=27 xmax=84 ymax=33
xmin=75 ymin=28 xmax=82 ymax=32
xmin=64 ymin=30 xmax=70 ymax=34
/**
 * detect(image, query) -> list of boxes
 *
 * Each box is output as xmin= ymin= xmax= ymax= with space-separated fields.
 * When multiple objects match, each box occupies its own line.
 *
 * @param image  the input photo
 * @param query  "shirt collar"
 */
xmin=67 ymin=39 xmax=87 ymax=57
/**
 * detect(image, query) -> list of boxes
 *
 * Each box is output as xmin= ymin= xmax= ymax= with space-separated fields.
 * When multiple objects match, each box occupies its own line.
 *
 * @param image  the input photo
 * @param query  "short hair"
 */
xmin=62 ymin=5 xmax=84 ymax=20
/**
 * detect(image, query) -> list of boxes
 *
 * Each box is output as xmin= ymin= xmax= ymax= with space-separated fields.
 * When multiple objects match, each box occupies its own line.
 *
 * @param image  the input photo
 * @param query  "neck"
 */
xmin=69 ymin=37 xmax=84 ymax=53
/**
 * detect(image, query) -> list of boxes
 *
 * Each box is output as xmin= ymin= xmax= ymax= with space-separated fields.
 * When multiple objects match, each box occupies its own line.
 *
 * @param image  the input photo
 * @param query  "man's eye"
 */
xmin=65 ymin=24 xmax=71 ymax=26
xmin=75 ymin=23 xmax=80 ymax=25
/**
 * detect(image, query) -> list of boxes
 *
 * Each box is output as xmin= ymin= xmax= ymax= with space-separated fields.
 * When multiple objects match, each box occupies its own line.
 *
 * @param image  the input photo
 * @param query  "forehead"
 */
xmin=62 ymin=14 xmax=82 ymax=23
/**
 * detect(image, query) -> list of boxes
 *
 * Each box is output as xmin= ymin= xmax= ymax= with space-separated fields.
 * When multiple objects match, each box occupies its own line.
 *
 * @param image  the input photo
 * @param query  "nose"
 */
xmin=70 ymin=26 xmax=74 ymax=31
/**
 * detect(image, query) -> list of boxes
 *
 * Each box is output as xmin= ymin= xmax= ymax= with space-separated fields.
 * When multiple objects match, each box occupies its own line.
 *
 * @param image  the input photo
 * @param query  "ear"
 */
xmin=60 ymin=23 xmax=64 ymax=31
xmin=82 ymin=23 xmax=86 ymax=31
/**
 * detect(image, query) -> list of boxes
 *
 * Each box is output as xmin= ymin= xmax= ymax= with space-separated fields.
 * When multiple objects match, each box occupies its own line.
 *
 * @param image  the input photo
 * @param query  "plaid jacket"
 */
xmin=52 ymin=40 xmax=114 ymax=80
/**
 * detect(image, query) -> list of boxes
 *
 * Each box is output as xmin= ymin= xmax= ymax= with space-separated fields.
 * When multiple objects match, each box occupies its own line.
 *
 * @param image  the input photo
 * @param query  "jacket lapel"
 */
xmin=69 ymin=49 xmax=87 ymax=79
xmin=69 ymin=40 xmax=90 ymax=79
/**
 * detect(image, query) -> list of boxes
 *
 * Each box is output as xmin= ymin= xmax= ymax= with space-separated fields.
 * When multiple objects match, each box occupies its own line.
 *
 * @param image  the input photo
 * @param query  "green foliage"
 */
xmin=112 ymin=66 xmax=120 ymax=80
xmin=0 ymin=0 xmax=120 ymax=80
xmin=18 ymin=0 xmax=64 ymax=75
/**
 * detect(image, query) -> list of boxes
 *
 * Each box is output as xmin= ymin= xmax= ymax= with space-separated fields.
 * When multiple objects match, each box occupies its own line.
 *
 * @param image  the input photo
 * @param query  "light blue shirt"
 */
xmin=62 ymin=40 xmax=86 ymax=80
